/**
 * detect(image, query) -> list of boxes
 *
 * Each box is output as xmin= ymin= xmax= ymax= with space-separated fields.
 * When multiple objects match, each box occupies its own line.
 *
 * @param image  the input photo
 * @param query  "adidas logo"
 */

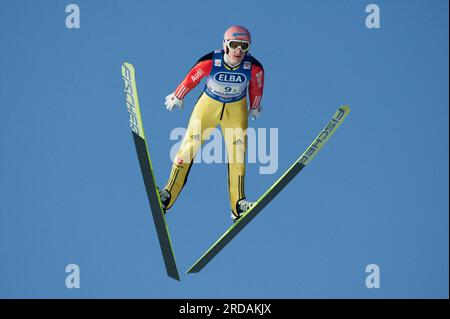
xmin=233 ymin=139 xmax=244 ymax=145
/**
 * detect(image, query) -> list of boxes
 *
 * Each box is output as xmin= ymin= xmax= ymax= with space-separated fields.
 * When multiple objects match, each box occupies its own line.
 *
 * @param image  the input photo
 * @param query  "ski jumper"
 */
xmin=164 ymin=50 xmax=264 ymax=217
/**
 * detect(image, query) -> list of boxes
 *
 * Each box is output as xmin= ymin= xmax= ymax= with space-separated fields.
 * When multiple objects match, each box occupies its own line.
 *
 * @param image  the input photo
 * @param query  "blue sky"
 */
xmin=0 ymin=0 xmax=448 ymax=298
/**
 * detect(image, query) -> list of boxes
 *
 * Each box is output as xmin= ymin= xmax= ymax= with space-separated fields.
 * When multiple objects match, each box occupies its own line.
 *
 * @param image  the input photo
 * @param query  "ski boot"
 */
xmin=158 ymin=187 xmax=171 ymax=212
xmin=231 ymin=199 xmax=256 ymax=223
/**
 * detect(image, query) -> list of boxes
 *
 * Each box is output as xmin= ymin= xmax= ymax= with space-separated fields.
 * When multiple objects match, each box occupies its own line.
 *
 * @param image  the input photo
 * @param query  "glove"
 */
xmin=164 ymin=92 xmax=184 ymax=111
xmin=249 ymin=105 xmax=262 ymax=120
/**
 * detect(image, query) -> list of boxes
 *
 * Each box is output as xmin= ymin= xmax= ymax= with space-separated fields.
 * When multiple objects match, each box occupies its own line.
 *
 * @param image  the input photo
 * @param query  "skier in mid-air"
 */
xmin=159 ymin=25 xmax=265 ymax=222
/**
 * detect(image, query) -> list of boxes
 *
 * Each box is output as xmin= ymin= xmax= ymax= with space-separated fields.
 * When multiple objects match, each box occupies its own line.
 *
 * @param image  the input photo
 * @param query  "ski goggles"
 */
xmin=226 ymin=40 xmax=251 ymax=52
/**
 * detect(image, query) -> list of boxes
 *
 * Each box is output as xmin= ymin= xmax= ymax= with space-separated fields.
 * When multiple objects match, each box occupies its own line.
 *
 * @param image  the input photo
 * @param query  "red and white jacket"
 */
xmin=174 ymin=51 xmax=264 ymax=110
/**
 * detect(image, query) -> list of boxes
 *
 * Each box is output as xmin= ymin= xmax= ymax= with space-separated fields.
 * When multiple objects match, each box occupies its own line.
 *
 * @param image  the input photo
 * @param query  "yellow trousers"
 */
xmin=164 ymin=93 xmax=248 ymax=217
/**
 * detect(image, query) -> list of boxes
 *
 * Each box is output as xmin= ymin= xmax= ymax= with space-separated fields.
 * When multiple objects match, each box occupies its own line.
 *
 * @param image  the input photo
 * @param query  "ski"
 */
xmin=121 ymin=62 xmax=180 ymax=281
xmin=186 ymin=105 xmax=351 ymax=274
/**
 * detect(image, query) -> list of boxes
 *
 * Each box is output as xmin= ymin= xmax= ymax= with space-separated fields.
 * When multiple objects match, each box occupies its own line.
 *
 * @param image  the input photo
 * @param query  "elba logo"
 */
xmin=214 ymin=72 xmax=246 ymax=84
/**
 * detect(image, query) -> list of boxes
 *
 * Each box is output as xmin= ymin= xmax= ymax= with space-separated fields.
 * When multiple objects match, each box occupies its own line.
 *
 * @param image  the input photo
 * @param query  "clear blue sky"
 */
xmin=0 ymin=0 xmax=448 ymax=298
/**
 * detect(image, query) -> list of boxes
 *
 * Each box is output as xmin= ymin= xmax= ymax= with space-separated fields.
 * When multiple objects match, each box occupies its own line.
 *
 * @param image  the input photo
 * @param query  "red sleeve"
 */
xmin=248 ymin=64 xmax=264 ymax=110
xmin=174 ymin=60 xmax=212 ymax=99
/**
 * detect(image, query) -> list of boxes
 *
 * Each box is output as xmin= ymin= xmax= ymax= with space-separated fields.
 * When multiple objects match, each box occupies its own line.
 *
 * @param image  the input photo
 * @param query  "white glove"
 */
xmin=164 ymin=92 xmax=184 ymax=111
xmin=249 ymin=105 xmax=262 ymax=120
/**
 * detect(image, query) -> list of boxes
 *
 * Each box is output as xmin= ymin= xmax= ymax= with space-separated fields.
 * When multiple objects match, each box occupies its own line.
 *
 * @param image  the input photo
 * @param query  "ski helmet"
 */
xmin=223 ymin=25 xmax=251 ymax=43
xmin=223 ymin=25 xmax=251 ymax=53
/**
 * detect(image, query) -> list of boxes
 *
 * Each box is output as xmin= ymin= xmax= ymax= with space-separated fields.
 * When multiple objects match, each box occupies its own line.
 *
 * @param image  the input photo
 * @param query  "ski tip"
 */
xmin=185 ymin=267 xmax=199 ymax=274
xmin=169 ymin=273 xmax=181 ymax=281
xmin=122 ymin=62 xmax=135 ymax=70
xmin=340 ymin=105 xmax=351 ymax=113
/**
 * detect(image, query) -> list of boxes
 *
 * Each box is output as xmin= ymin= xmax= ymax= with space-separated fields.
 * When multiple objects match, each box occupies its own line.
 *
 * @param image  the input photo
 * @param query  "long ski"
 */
xmin=121 ymin=62 xmax=180 ymax=281
xmin=186 ymin=105 xmax=351 ymax=274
